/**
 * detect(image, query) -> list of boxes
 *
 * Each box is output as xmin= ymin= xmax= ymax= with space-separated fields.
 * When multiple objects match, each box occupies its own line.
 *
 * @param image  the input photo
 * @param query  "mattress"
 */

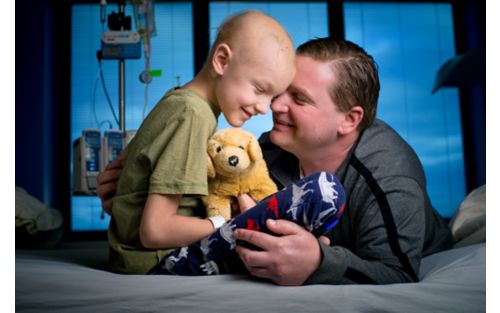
xmin=15 ymin=241 xmax=485 ymax=313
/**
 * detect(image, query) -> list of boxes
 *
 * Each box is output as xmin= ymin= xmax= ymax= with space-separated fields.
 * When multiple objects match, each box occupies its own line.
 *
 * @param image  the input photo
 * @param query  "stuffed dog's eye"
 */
xmin=216 ymin=146 xmax=222 ymax=153
xmin=238 ymin=145 xmax=245 ymax=150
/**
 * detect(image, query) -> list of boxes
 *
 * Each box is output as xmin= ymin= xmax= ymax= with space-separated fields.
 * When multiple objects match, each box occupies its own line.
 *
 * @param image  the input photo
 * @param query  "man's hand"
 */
xmin=96 ymin=150 xmax=127 ymax=215
xmin=234 ymin=219 xmax=330 ymax=286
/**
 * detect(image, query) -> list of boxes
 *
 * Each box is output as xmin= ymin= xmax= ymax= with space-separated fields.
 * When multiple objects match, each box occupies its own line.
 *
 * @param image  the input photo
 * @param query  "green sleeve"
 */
xmin=139 ymin=109 xmax=215 ymax=196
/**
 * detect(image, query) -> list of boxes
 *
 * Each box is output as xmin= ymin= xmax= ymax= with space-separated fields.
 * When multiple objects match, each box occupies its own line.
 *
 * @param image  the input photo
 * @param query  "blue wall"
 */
xmin=15 ymin=0 xmax=485 ymax=237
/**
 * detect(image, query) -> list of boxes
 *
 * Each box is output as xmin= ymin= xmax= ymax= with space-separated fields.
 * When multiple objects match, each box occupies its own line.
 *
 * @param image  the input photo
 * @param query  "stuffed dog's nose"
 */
xmin=228 ymin=156 xmax=239 ymax=167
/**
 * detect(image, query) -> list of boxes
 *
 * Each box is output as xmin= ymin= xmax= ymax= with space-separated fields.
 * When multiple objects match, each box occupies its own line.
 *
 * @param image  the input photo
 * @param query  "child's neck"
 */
xmin=183 ymin=67 xmax=218 ymax=107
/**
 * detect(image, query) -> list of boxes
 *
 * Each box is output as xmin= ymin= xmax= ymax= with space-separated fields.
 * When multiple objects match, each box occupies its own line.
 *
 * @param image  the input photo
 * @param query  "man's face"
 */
xmin=269 ymin=56 xmax=346 ymax=156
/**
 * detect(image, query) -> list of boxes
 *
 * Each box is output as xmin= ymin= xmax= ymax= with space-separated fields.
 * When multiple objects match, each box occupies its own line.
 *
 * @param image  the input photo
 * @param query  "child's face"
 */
xmin=215 ymin=43 xmax=295 ymax=127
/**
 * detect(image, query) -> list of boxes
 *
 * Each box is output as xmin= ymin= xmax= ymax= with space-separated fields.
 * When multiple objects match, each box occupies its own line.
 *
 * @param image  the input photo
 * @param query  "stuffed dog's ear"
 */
xmin=206 ymin=138 xmax=218 ymax=178
xmin=247 ymin=134 xmax=263 ymax=162
xmin=206 ymin=153 xmax=216 ymax=178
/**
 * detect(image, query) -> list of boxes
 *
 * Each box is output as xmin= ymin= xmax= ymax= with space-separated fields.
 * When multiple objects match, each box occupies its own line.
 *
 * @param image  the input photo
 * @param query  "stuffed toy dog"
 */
xmin=203 ymin=128 xmax=278 ymax=221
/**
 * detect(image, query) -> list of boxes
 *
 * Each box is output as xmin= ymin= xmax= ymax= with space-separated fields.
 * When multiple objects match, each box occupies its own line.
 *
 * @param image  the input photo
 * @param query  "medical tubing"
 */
xmin=98 ymin=60 xmax=120 ymax=126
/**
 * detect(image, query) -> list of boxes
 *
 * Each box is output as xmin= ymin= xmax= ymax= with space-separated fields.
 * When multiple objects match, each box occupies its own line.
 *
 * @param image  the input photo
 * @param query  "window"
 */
xmin=69 ymin=1 xmax=465 ymax=232
xmin=70 ymin=2 xmax=193 ymax=231
xmin=344 ymin=2 xmax=465 ymax=217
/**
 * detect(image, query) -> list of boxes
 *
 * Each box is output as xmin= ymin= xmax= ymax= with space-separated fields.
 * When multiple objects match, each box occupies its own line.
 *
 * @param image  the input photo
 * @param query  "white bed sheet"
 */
xmin=15 ymin=241 xmax=485 ymax=313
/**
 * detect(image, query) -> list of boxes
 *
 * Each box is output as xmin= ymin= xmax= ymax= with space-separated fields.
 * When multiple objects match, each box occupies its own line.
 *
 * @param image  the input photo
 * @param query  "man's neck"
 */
xmin=298 ymin=133 xmax=358 ymax=176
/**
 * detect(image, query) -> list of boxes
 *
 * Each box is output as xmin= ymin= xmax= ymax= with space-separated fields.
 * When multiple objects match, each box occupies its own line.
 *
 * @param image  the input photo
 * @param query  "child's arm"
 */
xmin=236 ymin=193 xmax=257 ymax=211
xmin=140 ymin=193 xmax=215 ymax=249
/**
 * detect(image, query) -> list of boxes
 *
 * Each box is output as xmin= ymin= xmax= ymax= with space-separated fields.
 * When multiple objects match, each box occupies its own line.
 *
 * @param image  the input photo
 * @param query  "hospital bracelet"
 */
xmin=208 ymin=215 xmax=226 ymax=230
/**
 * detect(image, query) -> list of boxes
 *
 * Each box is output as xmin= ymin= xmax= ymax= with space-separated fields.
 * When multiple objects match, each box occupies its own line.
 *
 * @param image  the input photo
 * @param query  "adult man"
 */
xmin=97 ymin=38 xmax=453 ymax=286
xmin=231 ymin=38 xmax=453 ymax=286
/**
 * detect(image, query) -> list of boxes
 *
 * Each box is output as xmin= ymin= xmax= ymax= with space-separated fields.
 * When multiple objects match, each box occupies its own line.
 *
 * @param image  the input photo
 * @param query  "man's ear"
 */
xmin=211 ymin=43 xmax=232 ymax=76
xmin=339 ymin=105 xmax=364 ymax=135
xmin=247 ymin=135 xmax=263 ymax=162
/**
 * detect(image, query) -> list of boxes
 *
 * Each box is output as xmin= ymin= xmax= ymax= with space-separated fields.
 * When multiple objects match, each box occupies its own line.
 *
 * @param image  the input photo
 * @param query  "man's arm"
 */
xmin=308 ymin=176 xmax=427 ymax=285
xmin=235 ymin=177 xmax=428 ymax=285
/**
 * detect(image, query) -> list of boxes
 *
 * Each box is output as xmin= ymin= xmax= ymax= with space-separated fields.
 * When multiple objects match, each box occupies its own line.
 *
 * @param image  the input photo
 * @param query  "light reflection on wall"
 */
xmin=345 ymin=2 xmax=465 ymax=217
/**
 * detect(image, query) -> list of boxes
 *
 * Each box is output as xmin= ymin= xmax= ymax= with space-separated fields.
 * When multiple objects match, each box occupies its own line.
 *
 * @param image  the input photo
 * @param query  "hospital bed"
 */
xmin=15 ymin=186 xmax=485 ymax=313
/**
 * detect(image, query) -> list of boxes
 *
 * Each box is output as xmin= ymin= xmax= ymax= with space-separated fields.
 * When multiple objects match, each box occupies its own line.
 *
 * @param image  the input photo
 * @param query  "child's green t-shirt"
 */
xmin=108 ymin=88 xmax=220 ymax=274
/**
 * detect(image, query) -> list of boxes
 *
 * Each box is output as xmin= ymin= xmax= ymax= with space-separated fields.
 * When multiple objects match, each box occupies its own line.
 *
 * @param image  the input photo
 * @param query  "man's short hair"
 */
xmin=296 ymin=38 xmax=380 ymax=131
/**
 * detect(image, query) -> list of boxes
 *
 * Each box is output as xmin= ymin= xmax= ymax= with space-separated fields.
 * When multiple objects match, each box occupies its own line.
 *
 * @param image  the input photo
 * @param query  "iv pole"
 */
xmin=118 ymin=1 xmax=126 ymax=132
xmin=101 ymin=0 xmax=150 ymax=132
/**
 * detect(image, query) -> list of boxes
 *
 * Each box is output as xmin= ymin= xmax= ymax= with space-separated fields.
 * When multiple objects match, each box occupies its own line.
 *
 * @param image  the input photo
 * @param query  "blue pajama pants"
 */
xmin=149 ymin=171 xmax=345 ymax=275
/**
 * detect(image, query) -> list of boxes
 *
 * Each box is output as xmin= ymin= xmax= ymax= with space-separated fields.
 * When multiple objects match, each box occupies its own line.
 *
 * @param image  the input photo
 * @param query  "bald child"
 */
xmin=107 ymin=10 xmax=296 ymax=274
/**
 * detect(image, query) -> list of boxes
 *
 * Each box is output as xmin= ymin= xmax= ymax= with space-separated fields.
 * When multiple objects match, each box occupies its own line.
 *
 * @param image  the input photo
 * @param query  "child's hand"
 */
xmin=230 ymin=194 xmax=257 ymax=217
xmin=237 ymin=194 xmax=257 ymax=212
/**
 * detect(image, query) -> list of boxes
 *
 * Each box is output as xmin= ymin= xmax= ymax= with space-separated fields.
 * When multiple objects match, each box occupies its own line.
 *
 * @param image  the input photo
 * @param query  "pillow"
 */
xmin=449 ymin=184 xmax=486 ymax=248
xmin=15 ymin=186 xmax=64 ymax=248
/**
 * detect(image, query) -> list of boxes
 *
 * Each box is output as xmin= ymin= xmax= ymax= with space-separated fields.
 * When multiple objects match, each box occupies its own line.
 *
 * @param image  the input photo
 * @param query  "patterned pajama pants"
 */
xmin=149 ymin=171 xmax=345 ymax=275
